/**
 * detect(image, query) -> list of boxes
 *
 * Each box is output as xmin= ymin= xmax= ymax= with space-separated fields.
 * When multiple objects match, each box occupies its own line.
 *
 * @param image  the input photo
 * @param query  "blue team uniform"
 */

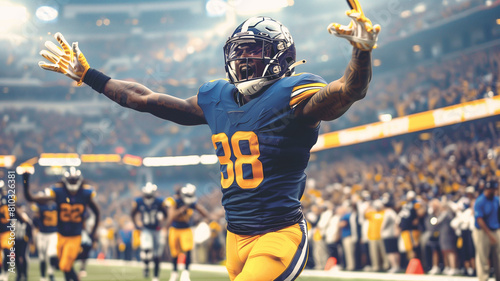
xmin=198 ymin=73 xmax=326 ymax=235
xmin=171 ymin=198 xmax=195 ymax=229
xmin=51 ymin=183 xmax=95 ymax=237
xmin=135 ymin=197 xmax=166 ymax=230
xmin=33 ymin=202 xmax=58 ymax=233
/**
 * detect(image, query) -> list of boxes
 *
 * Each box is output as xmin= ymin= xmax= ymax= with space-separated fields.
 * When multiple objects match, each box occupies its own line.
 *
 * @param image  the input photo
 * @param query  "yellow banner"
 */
xmin=312 ymin=95 xmax=500 ymax=152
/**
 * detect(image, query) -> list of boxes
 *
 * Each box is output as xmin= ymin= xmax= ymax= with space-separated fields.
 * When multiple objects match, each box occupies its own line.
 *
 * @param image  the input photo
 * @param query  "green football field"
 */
xmin=16 ymin=259 xmax=482 ymax=281
xmin=22 ymin=262 xmax=389 ymax=281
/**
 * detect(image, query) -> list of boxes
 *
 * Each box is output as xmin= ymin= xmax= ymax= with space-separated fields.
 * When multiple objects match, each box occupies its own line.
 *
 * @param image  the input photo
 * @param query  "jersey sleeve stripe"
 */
xmin=291 ymin=83 xmax=326 ymax=97
xmin=289 ymin=89 xmax=320 ymax=107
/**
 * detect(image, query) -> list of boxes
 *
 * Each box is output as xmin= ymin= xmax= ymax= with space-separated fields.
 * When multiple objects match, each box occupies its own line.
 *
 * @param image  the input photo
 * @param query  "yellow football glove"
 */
xmin=327 ymin=0 xmax=381 ymax=51
xmin=38 ymin=32 xmax=90 ymax=85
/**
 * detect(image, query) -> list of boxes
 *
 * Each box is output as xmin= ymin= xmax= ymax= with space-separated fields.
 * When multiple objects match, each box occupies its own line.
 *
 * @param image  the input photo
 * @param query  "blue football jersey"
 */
xmin=134 ymin=197 xmax=166 ymax=230
xmin=51 ymin=183 xmax=95 ymax=237
xmin=33 ymin=202 xmax=58 ymax=233
xmin=170 ymin=198 xmax=196 ymax=229
xmin=198 ymin=73 xmax=326 ymax=235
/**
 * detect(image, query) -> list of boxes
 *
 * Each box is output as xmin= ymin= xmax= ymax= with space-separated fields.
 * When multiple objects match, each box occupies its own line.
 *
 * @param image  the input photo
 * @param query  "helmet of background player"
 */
xmin=224 ymin=16 xmax=296 ymax=96
xmin=180 ymin=183 xmax=197 ymax=205
xmin=142 ymin=182 xmax=157 ymax=199
xmin=62 ymin=167 xmax=83 ymax=193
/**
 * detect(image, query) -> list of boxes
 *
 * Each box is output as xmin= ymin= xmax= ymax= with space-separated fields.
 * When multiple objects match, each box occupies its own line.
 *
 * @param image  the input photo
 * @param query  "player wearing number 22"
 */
xmin=38 ymin=0 xmax=380 ymax=279
xmin=23 ymin=167 xmax=100 ymax=281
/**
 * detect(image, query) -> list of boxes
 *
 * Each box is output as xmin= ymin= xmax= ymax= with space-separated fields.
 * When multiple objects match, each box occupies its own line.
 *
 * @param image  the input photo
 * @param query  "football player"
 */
xmin=38 ymin=0 xmax=379 ymax=279
xmin=14 ymin=205 xmax=33 ymax=281
xmin=32 ymin=189 xmax=58 ymax=281
xmin=166 ymin=184 xmax=209 ymax=281
xmin=23 ymin=167 xmax=100 ymax=281
xmin=0 ymin=180 xmax=13 ymax=281
xmin=131 ymin=182 xmax=168 ymax=281
xmin=398 ymin=190 xmax=426 ymax=260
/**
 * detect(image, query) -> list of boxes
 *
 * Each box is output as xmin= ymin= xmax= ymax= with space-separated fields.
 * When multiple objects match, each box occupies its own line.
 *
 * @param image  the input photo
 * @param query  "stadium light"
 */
xmin=230 ymin=0 xmax=290 ymax=16
xmin=378 ymin=113 xmax=392 ymax=122
xmin=206 ymin=0 xmax=227 ymax=17
xmin=35 ymin=6 xmax=58 ymax=22
xmin=0 ymin=2 xmax=28 ymax=32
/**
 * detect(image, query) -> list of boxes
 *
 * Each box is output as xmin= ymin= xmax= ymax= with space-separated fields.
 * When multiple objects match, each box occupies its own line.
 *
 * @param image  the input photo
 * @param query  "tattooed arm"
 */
xmin=298 ymin=49 xmax=371 ymax=123
xmin=102 ymin=80 xmax=206 ymax=125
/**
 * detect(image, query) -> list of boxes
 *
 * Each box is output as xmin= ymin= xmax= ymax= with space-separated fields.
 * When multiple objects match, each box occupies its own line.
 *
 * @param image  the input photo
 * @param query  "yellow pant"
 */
xmin=226 ymin=220 xmax=308 ymax=281
xmin=168 ymin=227 xmax=193 ymax=258
xmin=401 ymin=230 xmax=420 ymax=252
xmin=57 ymin=234 xmax=82 ymax=272
xmin=0 ymin=231 xmax=11 ymax=250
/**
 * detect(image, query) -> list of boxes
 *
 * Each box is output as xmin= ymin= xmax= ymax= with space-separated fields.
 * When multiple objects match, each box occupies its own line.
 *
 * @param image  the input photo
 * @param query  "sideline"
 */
xmin=81 ymin=259 xmax=489 ymax=281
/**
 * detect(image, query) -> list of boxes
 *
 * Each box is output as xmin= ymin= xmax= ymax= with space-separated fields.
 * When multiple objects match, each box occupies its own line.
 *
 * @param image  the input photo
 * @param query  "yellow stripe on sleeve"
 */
xmin=290 ymin=82 xmax=326 ymax=107
xmin=290 ymin=89 xmax=320 ymax=107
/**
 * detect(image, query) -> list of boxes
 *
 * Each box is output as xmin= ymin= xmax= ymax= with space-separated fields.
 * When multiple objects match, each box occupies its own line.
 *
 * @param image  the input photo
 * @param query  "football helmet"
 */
xmin=142 ymin=182 xmax=158 ymax=198
xmin=224 ymin=16 xmax=298 ymax=96
xmin=62 ymin=167 xmax=83 ymax=193
xmin=180 ymin=183 xmax=197 ymax=205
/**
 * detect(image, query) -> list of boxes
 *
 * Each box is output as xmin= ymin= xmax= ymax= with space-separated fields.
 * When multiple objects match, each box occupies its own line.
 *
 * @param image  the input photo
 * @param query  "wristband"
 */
xmin=83 ymin=68 xmax=111 ymax=93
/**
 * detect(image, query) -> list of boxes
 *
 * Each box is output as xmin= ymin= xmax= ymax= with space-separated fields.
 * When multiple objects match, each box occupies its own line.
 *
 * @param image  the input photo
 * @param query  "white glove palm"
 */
xmin=38 ymin=32 xmax=90 ymax=85
xmin=327 ymin=0 xmax=381 ymax=51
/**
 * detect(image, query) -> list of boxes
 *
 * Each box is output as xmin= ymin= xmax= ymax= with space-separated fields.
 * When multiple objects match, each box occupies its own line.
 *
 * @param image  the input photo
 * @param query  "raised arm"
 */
xmin=299 ymin=0 xmax=379 ymax=123
xmin=38 ymin=33 xmax=206 ymax=125
xmin=22 ymin=172 xmax=55 ymax=205
xmin=301 ymin=49 xmax=371 ymax=122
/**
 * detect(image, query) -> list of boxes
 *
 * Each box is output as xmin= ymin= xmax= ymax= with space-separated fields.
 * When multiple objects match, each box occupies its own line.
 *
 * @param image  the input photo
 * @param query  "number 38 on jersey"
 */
xmin=212 ymin=131 xmax=264 ymax=189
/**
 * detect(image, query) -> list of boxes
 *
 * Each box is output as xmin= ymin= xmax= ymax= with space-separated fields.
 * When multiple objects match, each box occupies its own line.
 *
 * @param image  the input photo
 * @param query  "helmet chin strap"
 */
xmin=237 ymin=59 xmax=307 ymax=96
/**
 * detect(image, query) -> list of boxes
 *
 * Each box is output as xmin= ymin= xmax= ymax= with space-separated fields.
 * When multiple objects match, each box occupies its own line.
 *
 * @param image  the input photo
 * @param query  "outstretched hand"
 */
xmin=327 ymin=0 xmax=381 ymax=51
xmin=38 ymin=32 xmax=90 ymax=85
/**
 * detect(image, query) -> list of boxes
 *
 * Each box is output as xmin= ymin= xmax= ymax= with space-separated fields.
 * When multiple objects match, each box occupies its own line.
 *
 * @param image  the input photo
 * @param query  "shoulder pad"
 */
xmin=198 ymin=79 xmax=228 ymax=95
xmin=165 ymin=197 xmax=176 ymax=207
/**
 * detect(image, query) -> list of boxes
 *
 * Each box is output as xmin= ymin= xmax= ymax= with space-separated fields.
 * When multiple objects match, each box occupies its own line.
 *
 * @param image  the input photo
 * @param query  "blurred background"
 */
xmin=1 ymin=0 xmax=500 ymax=273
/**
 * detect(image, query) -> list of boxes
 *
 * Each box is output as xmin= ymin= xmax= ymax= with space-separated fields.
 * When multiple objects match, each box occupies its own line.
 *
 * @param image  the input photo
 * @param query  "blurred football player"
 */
xmin=38 ymin=0 xmax=379 ymax=279
xmin=0 ymin=180 xmax=29 ymax=281
xmin=166 ymin=184 xmax=208 ymax=281
xmin=131 ymin=182 xmax=168 ymax=281
xmin=0 ymin=180 xmax=10 ymax=281
xmin=76 ymin=210 xmax=95 ymax=278
xmin=14 ymin=205 xmax=33 ymax=281
xmin=398 ymin=190 xmax=426 ymax=261
xmin=23 ymin=167 xmax=100 ymax=281
xmin=32 ymin=189 xmax=58 ymax=281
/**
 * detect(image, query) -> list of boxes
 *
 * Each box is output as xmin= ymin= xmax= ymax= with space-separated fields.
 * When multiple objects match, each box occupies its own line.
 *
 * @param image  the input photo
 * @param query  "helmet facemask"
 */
xmin=62 ymin=167 xmax=83 ymax=194
xmin=142 ymin=182 xmax=157 ymax=205
xmin=224 ymin=17 xmax=297 ymax=96
xmin=180 ymin=184 xmax=197 ymax=205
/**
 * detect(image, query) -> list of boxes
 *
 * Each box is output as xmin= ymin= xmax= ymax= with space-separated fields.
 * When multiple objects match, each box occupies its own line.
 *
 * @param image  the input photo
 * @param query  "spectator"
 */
xmin=380 ymin=193 xmax=401 ymax=273
xmin=340 ymin=201 xmax=356 ymax=271
xmin=437 ymin=198 xmax=460 ymax=276
xmin=424 ymin=198 xmax=442 ymax=275
xmin=365 ymin=200 xmax=389 ymax=272
xmin=473 ymin=180 xmax=500 ymax=281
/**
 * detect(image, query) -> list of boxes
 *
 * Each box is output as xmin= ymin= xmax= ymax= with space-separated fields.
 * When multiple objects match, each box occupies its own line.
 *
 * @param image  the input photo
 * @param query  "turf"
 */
xmin=22 ymin=262 xmax=387 ymax=281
